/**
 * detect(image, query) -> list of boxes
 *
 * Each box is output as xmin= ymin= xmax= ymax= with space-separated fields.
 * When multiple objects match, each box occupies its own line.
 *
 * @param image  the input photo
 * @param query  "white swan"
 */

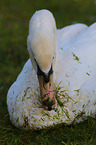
xmin=7 ymin=10 xmax=96 ymax=130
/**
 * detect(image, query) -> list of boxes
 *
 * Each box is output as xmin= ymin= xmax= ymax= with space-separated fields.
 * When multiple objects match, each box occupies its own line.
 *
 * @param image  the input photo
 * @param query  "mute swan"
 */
xmin=7 ymin=10 xmax=96 ymax=130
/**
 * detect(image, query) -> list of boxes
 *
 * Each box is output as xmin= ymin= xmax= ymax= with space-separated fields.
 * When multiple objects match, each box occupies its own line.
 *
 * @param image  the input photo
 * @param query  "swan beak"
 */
xmin=38 ymin=74 xmax=56 ymax=110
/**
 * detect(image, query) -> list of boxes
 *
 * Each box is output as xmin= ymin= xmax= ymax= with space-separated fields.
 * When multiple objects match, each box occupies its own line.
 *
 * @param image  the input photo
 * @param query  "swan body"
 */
xmin=7 ymin=10 xmax=96 ymax=130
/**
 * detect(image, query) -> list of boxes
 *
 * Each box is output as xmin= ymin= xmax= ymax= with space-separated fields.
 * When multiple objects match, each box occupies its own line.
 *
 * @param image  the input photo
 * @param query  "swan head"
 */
xmin=27 ymin=10 xmax=57 ymax=110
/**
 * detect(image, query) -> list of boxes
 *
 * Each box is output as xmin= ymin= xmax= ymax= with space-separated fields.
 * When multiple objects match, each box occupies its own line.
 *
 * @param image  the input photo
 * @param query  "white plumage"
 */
xmin=7 ymin=10 xmax=96 ymax=130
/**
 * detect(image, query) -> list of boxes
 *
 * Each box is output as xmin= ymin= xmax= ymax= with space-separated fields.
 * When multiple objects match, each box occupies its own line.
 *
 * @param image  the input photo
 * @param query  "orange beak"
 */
xmin=38 ymin=74 xmax=56 ymax=110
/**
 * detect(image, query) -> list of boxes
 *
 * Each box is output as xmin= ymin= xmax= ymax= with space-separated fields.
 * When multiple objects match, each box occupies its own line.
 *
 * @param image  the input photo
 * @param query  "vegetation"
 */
xmin=0 ymin=0 xmax=96 ymax=144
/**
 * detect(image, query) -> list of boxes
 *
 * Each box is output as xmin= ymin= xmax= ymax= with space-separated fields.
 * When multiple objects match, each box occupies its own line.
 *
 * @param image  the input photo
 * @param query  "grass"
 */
xmin=0 ymin=0 xmax=96 ymax=144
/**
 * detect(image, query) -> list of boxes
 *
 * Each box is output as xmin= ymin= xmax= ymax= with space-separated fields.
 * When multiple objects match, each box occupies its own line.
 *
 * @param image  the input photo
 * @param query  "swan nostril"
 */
xmin=48 ymin=106 xmax=52 ymax=111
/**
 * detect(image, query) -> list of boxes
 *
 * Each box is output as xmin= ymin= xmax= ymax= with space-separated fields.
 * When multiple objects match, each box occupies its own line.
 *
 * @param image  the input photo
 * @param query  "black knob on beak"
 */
xmin=37 ymin=63 xmax=53 ymax=83
xmin=48 ymin=106 xmax=52 ymax=111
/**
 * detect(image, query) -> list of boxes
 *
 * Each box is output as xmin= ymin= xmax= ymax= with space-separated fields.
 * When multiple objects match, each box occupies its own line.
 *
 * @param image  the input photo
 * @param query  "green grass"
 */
xmin=0 ymin=0 xmax=96 ymax=144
